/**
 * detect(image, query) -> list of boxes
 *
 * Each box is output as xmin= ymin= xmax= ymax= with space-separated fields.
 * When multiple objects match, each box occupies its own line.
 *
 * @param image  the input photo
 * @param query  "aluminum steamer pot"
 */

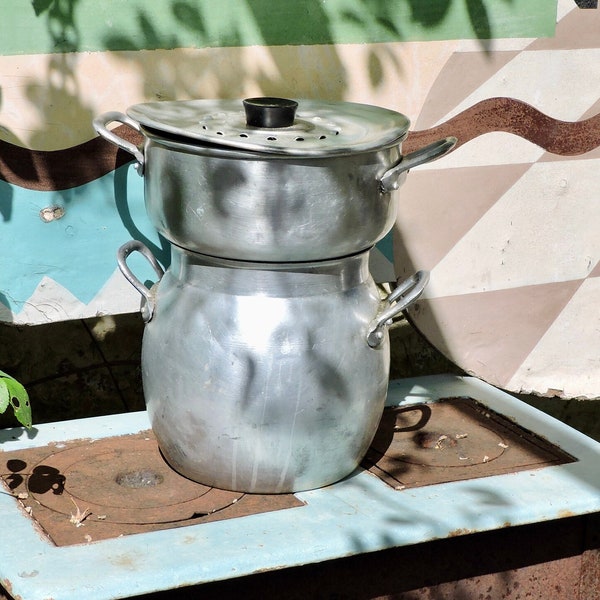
xmin=96 ymin=98 xmax=455 ymax=262
xmin=118 ymin=240 xmax=429 ymax=493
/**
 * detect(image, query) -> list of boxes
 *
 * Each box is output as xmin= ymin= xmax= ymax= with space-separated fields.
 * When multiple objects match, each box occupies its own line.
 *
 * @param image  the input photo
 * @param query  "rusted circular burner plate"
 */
xmin=368 ymin=401 xmax=506 ymax=468
xmin=361 ymin=397 xmax=574 ymax=490
xmin=27 ymin=436 xmax=242 ymax=524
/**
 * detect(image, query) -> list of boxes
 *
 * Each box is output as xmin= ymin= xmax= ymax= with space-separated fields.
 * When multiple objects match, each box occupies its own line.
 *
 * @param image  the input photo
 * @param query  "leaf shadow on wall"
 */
xmin=98 ymin=0 xmax=499 ymax=103
xmin=101 ymin=1 xmax=351 ymax=102
xmin=0 ymin=0 xmax=516 ymax=324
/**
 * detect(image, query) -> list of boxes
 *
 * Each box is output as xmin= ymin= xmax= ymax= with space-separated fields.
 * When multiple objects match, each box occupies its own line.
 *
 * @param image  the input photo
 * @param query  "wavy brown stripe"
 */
xmin=404 ymin=97 xmax=600 ymax=155
xmin=2 ymin=98 xmax=600 ymax=192
xmin=0 ymin=125 xmax=142 ymax=192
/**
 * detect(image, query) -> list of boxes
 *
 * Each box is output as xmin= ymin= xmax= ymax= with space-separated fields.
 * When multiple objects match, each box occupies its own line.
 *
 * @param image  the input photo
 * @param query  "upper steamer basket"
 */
xmin=94 ymin=97 xmax=455 ymax=262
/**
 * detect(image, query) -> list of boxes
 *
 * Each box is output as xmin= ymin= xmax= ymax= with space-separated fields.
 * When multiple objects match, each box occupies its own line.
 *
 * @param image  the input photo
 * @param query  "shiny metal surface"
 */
xmin=126 ymin=98 xmax=410 ymax=156
xmin=118 ymin=242 xmax=420 ymax=493
xmin=1 ymin=376 xmax=599 ymax=600
xmin=366 ymin=270 xmax=429 ymax=347
xmin=94 ymin=99 xmax=454 ymax=261
xmin=116 ymin=240 xmax=164 ymax=321
xmin=92 ymin=111 xmax=145 ymax=172
xmin=379 ymin=137 xmax=457 ymax=193
xmin=142 ymin=132 xmax=403 ymax=261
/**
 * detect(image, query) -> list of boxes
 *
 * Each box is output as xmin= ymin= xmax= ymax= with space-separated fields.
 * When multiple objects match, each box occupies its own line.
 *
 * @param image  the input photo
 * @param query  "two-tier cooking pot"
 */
xmin=94 ymin=97 xmax=455 ymax=261
xmin=96 ymin=96 xmax=455 ymax=494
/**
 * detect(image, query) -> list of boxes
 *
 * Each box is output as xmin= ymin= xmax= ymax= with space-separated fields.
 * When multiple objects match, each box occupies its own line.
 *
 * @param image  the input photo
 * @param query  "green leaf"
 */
xmin=0 ymin=372 xmax=32 ymax=429
xmin=0 ymin=380 xmax=10 ymax=413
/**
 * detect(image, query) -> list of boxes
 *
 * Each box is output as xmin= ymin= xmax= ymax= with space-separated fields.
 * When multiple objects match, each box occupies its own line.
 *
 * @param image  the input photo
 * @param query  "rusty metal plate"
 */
xmin=0 ymin=431 xmax=304 ymax=547
xmin=0 ymin=396 xmax=576 ymax=547
xmin=361 ymin=396 xmax=576 ymax=489
xmin=26 ymin=436 xmax=242 ymax=524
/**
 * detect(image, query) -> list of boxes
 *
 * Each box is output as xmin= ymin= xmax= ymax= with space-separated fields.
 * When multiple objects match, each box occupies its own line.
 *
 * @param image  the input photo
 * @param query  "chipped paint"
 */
xmin=39 ymin=206 xmax=65 ymax=223
xmin=1 ymin=578 xmax=22 ymax=600
xmin=558 ymin=509 xmax=577 ymax=519
xmin=448 ymin=528 xmax=475 ymax=537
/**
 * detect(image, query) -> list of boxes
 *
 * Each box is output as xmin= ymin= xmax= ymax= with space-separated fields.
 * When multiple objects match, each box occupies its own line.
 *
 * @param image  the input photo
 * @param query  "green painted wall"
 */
xmin=2 ymin=0 xmax=557 ymax=55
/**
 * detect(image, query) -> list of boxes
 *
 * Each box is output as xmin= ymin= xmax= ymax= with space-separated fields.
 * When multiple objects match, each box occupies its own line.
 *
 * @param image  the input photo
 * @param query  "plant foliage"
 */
xmin=0 ymin=370 xmax=32 ymax=429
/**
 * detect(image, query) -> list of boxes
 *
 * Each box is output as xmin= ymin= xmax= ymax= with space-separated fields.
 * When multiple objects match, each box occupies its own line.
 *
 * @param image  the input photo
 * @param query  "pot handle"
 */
xmin=366 ymin=270 xmax=429 ymax=348
xmin=117 ymin=240 xmax=165 ymax=322
xmin=379 ymin=137 xmax=457 ymax=194
xmin=93 ymin=111 xmax=145 ymax=175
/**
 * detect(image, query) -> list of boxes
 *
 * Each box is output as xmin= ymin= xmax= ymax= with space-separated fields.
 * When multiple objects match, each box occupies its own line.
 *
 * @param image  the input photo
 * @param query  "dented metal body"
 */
xmin=122 ymin=244 xmax=427 ymax=493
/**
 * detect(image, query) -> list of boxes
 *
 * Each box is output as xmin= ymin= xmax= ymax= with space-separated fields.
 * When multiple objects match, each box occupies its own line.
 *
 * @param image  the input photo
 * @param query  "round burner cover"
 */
xmin=369 ymin=403 xmax=507 ymax=468
xmin=27 ymin=436 xmax=242 ymax=524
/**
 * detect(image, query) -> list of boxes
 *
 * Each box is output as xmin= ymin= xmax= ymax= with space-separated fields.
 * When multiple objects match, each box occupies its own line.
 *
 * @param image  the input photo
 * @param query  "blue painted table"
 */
xmin=0 ymin=375 xmax=598 ymax=600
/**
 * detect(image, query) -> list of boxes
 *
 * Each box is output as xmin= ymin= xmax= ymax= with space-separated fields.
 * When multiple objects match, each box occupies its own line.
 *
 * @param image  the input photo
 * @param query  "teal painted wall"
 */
xmin=0 ymin=165 xmax=162 ymax=311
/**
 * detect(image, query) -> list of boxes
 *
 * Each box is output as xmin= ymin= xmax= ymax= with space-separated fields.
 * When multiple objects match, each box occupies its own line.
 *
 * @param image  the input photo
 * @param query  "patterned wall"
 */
xmin=2 ymin=0 xmax=599 ymax=398
xmin=395 ymin=2 xmax=600 ymax=399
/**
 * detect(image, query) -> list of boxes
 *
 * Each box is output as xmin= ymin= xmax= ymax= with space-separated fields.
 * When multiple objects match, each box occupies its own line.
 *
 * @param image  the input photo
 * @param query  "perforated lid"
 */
xmin=127 ymin=98 xmax=410 ymax=157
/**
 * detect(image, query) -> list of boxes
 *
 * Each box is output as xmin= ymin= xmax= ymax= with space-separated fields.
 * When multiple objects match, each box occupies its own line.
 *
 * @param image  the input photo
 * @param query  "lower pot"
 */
xmin=118 ymin=241 xmax=428 ymax=493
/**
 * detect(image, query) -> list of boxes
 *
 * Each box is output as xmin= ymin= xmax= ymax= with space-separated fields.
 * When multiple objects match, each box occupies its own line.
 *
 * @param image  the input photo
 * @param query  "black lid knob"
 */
xmin=243 ymin=97 xmax=298 ymax=128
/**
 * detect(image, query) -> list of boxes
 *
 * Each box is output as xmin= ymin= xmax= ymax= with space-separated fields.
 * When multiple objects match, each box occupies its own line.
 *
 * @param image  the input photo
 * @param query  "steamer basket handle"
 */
xmin=93 ymin=111 xmax=145 ymax=174
xmin=366 ymin=270 xmax=429 ymax=348
xmin=117 ymin=240 xmax=165 ymax=322
xmin=379 ymin=137 xmax=456 ymax=194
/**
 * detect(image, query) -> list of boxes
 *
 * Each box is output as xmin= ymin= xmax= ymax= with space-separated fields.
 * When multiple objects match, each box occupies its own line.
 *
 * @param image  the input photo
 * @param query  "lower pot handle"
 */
xmin=366 ymin=270 xmax=429 ymax=348
xmin=117 ymin=240 xmax=165 ymax=322
xmin=93 ymin=111 xmax=145 ymax=174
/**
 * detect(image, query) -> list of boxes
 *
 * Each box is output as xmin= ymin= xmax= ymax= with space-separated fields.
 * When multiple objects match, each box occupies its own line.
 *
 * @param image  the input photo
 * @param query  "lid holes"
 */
xmin=267 ymin=136 xmax=277 ymax=141
xmin=239 ymin=133 xmax=248 ymax=138
xmin=295 ymin=137 xmax=305 ymax=142
xmin=216 ymin=131 xmax=224 ymax=136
